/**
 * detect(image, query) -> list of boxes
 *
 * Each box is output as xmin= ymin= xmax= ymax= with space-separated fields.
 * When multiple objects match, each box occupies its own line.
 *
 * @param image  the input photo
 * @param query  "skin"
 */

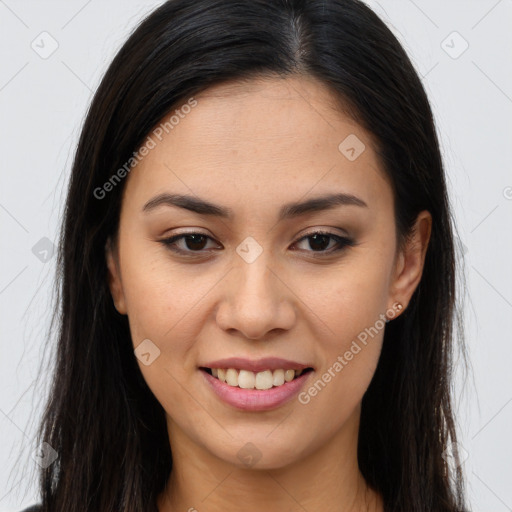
xmin=106 ymin=75 xmax=431 ymax=512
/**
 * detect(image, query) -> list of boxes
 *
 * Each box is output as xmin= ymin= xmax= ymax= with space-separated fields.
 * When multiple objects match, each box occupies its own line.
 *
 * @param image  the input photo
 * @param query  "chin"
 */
xmin=205 ymin=430 xmax=312 ymax=471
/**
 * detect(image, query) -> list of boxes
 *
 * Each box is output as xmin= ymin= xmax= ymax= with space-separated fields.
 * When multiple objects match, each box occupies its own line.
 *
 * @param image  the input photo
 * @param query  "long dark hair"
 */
xmin=30 ymin=0 xmax=468 ymax=510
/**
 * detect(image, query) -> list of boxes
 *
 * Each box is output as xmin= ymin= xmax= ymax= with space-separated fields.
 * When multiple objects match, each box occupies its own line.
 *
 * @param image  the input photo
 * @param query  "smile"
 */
xmin=202 ymin=367 xmax=313 ymax=390
xmin=200 ymin=366 xmax=314 ymax=411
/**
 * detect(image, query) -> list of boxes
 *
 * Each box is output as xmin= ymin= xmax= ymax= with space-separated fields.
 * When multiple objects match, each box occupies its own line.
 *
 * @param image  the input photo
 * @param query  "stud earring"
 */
xmin=385 ymin=302 xmax=403 ymax=322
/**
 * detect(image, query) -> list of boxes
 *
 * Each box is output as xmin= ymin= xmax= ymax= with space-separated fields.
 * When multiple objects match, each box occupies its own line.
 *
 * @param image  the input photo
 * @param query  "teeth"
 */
xmin=209 ymin=367 xmax=307 ymax=389
xmin=284 ymin=369 xmax=295 ymax=382
xmin=255 ymin=370 xmax=273 ymax=390
xmin=272 ymin=369 xmax=284 ymax=386
xmin=225 ymin=368 xmax=238 ymax=386
xmin=238 ymin=370 xmax=255 ymax=389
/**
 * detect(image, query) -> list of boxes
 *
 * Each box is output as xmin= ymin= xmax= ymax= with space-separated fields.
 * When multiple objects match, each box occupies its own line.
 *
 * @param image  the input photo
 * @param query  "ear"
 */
xmin=105 ymin=236 xmax=127 ymax=315
xmin=388 ymin=210 xmax=432 ymax=313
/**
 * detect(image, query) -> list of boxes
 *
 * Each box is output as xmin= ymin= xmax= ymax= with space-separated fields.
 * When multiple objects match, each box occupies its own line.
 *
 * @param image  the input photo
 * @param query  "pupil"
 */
xmin=309 ymin=234 xmax=330 ymax=251
xmin=183 ymin=234 xmax=331 ymax=252
xmin=186 ymin=234 xmax=207 ymax=250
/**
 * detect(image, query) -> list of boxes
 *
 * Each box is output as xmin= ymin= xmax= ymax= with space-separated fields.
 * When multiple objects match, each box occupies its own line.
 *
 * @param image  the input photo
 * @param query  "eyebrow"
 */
xmin=142 ymin=192 xmax=368 ymax=221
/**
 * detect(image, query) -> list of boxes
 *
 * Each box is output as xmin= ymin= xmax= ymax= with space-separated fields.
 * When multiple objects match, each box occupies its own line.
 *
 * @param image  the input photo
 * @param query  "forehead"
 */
xmin=122 ymin=76 xmax=392 ymax=218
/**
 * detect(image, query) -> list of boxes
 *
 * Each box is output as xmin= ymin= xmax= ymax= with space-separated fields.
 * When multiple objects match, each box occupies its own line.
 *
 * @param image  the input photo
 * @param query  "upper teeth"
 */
xmin=211 ymin=368 xmax=304 ymax=390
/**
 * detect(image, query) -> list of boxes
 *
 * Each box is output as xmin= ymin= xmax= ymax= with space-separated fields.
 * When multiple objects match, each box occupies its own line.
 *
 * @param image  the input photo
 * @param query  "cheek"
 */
xmin=296 ymin=291 xmax=387 ymax=440
xmin=303 ymin=248 xmax=392 ymax=349
xmin=293 ymin=249 xmax=392 ymax=416
xmin=119 ymin=239 xmax=206 ymax=341
xmin=122 ymin=260 xmax=205 ymax=417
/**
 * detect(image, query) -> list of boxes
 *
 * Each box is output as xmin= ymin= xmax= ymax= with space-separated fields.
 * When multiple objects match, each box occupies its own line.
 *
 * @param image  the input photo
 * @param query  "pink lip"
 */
xmin=201 ymin=357 xmax=312 ymax=373
xmin=200 ymin=368 xmax=313 ymax=411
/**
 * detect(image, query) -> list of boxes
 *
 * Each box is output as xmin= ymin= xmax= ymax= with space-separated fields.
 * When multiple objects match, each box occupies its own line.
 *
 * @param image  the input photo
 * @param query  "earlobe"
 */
xmin=105 ymin=237 xmax=127 ymax=315
xmin=388 ymin=210 xmax=432 ymax=314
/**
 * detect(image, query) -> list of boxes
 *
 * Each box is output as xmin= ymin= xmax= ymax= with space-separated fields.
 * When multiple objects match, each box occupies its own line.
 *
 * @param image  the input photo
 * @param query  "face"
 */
xmin=106 ymin=75 xmax=430 ymax=470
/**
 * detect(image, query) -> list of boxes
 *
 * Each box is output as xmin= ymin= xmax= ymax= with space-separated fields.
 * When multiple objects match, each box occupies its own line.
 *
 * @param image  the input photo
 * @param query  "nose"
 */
xmin=215 ymin=252 xmax=296 ymax=341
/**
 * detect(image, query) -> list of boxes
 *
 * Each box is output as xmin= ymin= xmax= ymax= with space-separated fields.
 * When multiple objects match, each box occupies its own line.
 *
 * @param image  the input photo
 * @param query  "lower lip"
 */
xmin=200 ymin=369 xmax=312 ymax=411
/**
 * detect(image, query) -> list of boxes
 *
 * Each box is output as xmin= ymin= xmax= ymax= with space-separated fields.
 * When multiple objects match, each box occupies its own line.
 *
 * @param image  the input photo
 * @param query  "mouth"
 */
xmin=200 ymin=365 xmax=315 ymax=411
xmin=200 ymin=367 xmax=314 ymax=390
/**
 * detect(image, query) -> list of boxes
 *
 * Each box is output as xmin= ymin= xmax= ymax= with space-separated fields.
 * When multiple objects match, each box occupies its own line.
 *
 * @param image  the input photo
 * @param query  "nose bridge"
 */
xmin=234 ymin=233 xmax=275 ymax=290
xmin=236 ymin=236 xmax=280 ymax=310
xmin=216 ymin=236 xmax=295 ymax=339
xmin=237 ymin=249 xmax=275 ymax=305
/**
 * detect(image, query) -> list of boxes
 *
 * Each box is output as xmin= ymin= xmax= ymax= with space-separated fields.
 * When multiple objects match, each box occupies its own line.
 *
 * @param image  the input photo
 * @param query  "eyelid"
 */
xmin=159 ymin=228 xmax=354 ymax=257
xmin=160 ymin=230 xmax=219 ymax=255
xmin=293 ymin=230 xmax=355 ymax=255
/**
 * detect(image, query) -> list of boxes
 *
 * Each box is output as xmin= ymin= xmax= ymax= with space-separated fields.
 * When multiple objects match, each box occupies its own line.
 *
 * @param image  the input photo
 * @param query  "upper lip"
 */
xmin=201 ymin=357 xmax=313 ymax=373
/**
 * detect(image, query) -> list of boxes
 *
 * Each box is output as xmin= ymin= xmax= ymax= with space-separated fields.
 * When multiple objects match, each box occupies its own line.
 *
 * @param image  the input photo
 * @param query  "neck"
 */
xmin=157 ymin=405 xmax=383 ymax=512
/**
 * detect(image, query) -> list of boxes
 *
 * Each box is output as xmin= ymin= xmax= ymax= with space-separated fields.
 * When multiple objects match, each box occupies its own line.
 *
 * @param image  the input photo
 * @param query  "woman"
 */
xmin=23 ymin=0 xmax=469 ymax=510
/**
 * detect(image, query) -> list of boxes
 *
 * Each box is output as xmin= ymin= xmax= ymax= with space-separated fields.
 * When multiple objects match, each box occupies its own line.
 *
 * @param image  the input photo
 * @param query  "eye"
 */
xmin=160 ymin=232 xmax=219 ymax=255
xmin=159 ymin=230 xmax=354 ymax=256
xmin=292 ymin=230 xmax=355 ymax=255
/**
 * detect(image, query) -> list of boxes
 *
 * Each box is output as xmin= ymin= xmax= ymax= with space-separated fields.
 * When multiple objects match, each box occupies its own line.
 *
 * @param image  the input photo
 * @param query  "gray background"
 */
xmin=1 ymin=1 xmax=511 ymax=510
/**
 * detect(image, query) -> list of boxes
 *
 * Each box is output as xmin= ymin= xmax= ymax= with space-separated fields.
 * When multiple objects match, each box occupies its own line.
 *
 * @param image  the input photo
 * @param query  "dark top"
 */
xmin=20 ymin=506 xmax=42 ymax=512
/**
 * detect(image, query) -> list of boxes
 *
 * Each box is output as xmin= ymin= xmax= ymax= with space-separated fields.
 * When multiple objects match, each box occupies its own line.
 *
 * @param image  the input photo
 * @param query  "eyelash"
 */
xmin=159 ymin=230 xmax=355 ymax=257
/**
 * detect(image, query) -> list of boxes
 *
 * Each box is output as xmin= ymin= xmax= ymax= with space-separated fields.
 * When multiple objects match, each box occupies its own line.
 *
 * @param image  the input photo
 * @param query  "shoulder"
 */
xmin=19 ymin=505 xmax=42 ymax=512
